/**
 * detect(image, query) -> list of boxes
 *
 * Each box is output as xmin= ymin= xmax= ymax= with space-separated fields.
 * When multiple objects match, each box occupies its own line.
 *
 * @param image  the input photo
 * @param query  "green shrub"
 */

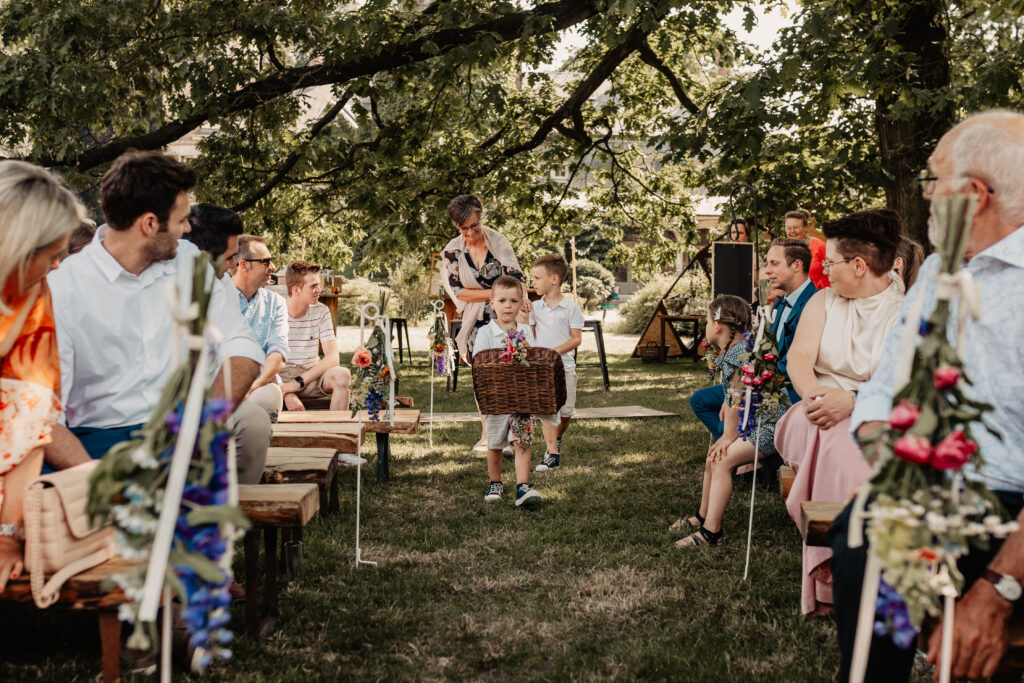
xmin=612 ymin=271 xmax=712 ymax=334
xmin=387 ymin=254 xmax=432 ymax=324
xmin=335 ymin=277 xmax=390 ymax=326
xmin=566 ymin=258 xmax=615 ymax=313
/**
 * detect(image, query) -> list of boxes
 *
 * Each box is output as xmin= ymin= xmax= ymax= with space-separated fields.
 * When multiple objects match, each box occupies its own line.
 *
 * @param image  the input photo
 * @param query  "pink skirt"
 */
xmin=774 ymin=402 xmax=872 ymax=615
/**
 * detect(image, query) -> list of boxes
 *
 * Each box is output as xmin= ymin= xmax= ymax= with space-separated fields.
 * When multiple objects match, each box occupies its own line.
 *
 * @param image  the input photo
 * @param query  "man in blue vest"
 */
xmin=763 ymin=237 xmax=818 ymax=404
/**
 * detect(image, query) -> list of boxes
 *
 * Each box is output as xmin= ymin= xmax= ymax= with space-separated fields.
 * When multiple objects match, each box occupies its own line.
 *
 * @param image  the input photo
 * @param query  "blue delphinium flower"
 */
xmin=874 ymin=578 xmax=919 ymax=649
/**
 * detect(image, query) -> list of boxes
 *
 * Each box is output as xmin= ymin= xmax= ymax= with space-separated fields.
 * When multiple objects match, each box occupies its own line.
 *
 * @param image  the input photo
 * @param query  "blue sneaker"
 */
xmin=515 ymin=483 xmax=541 ymax=507
xmin=484 ymin=481 xmax=503 ymax=502
xmin=535 ymin=454 xmax=560 ymax=472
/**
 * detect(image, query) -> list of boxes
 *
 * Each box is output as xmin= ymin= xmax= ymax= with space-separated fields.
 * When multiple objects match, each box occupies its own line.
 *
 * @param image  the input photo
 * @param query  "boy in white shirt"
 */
xmin=528 ymin=255 xmax=583 ymax=471
xmin=473 ymin=275 xmax=555 ymax=507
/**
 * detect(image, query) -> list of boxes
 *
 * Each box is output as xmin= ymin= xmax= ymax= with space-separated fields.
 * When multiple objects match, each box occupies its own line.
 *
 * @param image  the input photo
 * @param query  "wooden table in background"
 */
xmin=317 ymin=293 xmax=357 ymax=324
xmin=660 ymin=314 xmax=704 ymax=361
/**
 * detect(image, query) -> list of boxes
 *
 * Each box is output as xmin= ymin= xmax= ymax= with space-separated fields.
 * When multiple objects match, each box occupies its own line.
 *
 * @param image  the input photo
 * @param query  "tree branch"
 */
xmin=232 ymin=91 xmax=354 ymax=212
xmin=36 ymin=0 xmax=602 ymax=170
xmin=637 ymin=39 xmax=699 ymax=115
xmin=480 ymin=3 xmax=670 ymax=176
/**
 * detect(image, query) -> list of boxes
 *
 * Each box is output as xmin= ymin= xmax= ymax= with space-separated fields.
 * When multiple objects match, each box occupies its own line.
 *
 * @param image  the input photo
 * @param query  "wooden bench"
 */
xmin=277 ymin=409 xmax=421 ymax=483
xmin=270 ymin=422 xmax=362 ymax=454
xmin=799 ymin=500 xmax=845 ymax=546
xmin=262 ymin=447 xmax=339 ymax=516
xmin=3 ymin=556 xmax=141 ymax=682
xmin=780 ymin=465 xmax=796 ymax=500
xmin=238 ymin=483 xmax=319 ymax=637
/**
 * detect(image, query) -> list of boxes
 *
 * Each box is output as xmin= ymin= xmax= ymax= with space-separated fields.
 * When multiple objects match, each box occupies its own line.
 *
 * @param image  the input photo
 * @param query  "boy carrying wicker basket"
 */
xmin=472 ymin=275 xmax=559 ymax=507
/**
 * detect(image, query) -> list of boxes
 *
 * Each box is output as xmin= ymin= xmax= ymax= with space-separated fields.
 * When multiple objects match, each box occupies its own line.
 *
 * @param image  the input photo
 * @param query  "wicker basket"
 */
xmin=472 ymin=347 xmax=566 ymax=415
xmin=639 ymin=340 xmax=668 ymax=363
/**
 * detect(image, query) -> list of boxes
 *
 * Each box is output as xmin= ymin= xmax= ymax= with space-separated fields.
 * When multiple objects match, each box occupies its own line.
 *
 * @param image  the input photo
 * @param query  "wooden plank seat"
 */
xmin=297 ymin=395 xmax=415 ymax=411
xmin=238 ymin=483 xmax=319 ymax=637
xmin=780 ymin=465 xmax=796 ymax=500
xmin=2 ymin=556 xmax=142 ymax=682
xmin=278 ymin=409 xmax=421 ymax=484
xmin=800 ymin=500 xmax=846 ymax=547
xmin=262 ymin=447 xmax=339 ymax=516
xmin=270 ymin=422 xmax=362 ymax=453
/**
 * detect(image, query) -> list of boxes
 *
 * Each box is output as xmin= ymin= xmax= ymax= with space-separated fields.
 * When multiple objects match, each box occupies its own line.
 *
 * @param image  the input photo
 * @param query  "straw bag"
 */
xmin=23 ymin=460 xmax=116 ymax=608
xmin=472 ymin=347 xmax=566 ymax=415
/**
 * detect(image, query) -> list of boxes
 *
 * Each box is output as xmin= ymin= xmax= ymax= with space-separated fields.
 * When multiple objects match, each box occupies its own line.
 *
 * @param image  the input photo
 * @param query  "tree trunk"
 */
xmin=873 ymin=0 xmax=954 ymax=249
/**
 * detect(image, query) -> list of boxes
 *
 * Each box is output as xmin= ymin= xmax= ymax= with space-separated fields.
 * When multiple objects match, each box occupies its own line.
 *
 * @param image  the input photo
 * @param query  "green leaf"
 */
xmin=185 ymin=504 xmax=252 ymax=529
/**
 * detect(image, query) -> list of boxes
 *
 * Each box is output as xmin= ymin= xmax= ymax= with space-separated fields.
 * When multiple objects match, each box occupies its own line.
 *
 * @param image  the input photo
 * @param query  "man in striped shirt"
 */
xmin=281 ymin=261 xmax=350 ymax=411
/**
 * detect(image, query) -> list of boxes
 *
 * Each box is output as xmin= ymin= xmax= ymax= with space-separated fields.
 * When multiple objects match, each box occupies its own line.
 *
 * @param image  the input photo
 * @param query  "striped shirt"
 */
xmin=285 ymin=302 xmax=335 ymax=370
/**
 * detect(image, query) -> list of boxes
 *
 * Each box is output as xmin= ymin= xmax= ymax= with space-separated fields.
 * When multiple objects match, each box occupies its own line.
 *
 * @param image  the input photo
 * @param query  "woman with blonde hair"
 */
xmin=0 ymin=160 xmax=84 ymax=592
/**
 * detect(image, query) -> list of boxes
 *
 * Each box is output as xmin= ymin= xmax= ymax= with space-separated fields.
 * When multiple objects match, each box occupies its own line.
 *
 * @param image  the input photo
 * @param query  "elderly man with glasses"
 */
xmin=228 ymin=234 xmax=289 ymax=421
xmin=831 ymin=109 xmax=1024 ymax=682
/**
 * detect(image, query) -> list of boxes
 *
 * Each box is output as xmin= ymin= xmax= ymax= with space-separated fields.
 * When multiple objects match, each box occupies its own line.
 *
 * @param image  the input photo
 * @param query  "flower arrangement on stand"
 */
xmin=351 ymin=322 xmax=398 ymax=421
xmin=427 ymin=311 xmax=454 ymax=378
xmin=736 ymin=282 xmax=788 ymax=439
xmin=87 ymin=253 xmax=249 ymax=667
xmin=700 ymin=338 xmax=720 ymax=384
xmin=851 ymin=195 xmax=1018 ymax=674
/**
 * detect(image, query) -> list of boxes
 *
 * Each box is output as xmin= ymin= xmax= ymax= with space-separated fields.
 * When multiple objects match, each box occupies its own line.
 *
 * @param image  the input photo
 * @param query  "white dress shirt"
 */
xmin=473 ymin=320 xmax=537 ymax=356
xmin=49 ymin=234 xmax=264 ymax=429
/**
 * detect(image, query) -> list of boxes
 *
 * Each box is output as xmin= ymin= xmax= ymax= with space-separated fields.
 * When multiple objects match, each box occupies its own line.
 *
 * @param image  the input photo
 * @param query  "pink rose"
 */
xmin=930 ymin=431 xmax=977 ymax=470
xmin=763 ymin=353 xmax=777 ymax=362
xmin=741 ymin=364 xmax=755 ymax=376
xmin=888 ymin=400 xmax=921 ymax=432
xmin=752 ymin=377 xmax=764 ymax=386
xmin=893 ymin=434 xmax=932 ymax=465
xmin=741 ymin=376 xmax=753 ymax=386
xmin=352 ymin=347 xmax=373 ymax=368
xmin=933 ymin=365 xmax=960 ymax=390
xmin=761 ymin=370 xmax=773 ymax=379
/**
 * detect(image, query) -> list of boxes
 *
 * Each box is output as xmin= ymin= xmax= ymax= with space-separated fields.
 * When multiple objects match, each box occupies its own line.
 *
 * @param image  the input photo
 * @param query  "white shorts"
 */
xmin=559 ymin=370 xmax=578 ymax=418
xmin=482 ymin=413 xmax=559 ymax=450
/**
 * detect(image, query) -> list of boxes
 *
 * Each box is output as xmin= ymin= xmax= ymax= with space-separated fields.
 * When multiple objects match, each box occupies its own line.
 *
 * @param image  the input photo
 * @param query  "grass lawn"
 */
xmin=2 ymin=352 xmax=849 ymax=681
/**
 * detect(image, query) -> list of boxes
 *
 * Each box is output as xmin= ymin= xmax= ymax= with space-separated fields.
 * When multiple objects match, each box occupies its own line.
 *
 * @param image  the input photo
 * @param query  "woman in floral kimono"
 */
xmin=0 ymin=161 xmax=84 ymax=592
xmin=440 ymin=195 xmax=525 ymax=451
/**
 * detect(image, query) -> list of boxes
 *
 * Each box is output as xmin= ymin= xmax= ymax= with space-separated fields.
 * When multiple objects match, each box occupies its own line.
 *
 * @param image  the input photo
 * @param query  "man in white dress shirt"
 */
xmin=46 ymin=151 xmax=270 ymax=483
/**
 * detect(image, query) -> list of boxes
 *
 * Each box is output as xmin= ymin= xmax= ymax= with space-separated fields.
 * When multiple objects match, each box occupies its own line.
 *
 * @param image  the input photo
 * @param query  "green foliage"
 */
xmin=335 ymin=277 xmax=389 ymax=326
xmin=567 ymin=258 xmax=615 ymax=313
xmin=612 ymin=272 xmax=677 ymax=334
xmin=387 ymin=254 xmax=432 ymax=324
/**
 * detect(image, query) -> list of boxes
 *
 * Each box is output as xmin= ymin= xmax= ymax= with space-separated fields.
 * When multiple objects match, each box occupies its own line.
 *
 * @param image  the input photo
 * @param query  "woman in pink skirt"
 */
xmin=775 ymin=209 xmax=904 ymax=615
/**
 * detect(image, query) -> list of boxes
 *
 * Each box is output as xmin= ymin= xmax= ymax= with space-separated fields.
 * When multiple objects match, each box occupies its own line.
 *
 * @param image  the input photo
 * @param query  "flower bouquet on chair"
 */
xmin=736 ymin=279 xmax=789 ymax=440
xmin=427 ymin=308 xmax=454 ymax=378
xmin=848 ymin=195 xmax=1018 ymax=680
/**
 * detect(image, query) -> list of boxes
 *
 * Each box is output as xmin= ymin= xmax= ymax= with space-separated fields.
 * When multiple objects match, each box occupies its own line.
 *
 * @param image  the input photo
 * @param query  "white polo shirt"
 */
xmin=49 ymin=235 xmax=264 ymax=429
xmin=529 ymin=296 xmax=584 ymax=371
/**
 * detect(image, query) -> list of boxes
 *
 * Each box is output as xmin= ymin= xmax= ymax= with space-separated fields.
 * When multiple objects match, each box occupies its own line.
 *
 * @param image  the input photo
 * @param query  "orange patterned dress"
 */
xmin=0 ymin=279 xmax=60 ymax=510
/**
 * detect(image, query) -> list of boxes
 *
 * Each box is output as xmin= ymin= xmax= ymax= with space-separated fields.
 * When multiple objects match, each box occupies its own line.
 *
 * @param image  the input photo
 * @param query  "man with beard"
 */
xmin=46 ymin=151 xmax=270 ymax=484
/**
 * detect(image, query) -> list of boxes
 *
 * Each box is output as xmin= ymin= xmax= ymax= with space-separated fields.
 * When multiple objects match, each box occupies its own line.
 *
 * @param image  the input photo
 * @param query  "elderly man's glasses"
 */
xmin=821 ymin=257 xmax=855 ymax=273
xmin=916 ymin=169 xmax=995 ymax=198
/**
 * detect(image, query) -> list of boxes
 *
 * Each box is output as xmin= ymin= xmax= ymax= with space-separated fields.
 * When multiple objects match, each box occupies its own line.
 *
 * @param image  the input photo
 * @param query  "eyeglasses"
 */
xmin=242 ymin=257 xmax=272 ymax=266
xmin=917 ymin=168 xmax=995 ymax=199
xmin=821 ymin=257 xmax=855 ymax=273
xmin=458 ymin=221 xmax=481 ymax=232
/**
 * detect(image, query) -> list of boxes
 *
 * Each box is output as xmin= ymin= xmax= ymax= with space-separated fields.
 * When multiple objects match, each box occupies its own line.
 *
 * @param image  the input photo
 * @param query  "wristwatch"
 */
xmin=294 ymin=375 xmax=306 ymax=390
xmin=983 ymin=569 xmax=1023 ymax=602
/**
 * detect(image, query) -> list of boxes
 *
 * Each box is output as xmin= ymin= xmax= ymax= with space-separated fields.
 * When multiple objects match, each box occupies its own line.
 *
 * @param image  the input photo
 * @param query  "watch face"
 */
xmin=998 ymin=576 xmax=1024 ymax=602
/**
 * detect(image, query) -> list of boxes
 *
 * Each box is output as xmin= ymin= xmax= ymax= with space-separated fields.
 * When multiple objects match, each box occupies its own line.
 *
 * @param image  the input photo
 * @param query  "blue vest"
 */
xmin=770 ymin=281 xmax=818 ymax=381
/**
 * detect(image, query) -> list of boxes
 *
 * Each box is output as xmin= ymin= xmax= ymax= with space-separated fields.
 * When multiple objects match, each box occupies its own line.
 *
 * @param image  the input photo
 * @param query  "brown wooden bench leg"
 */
xmin=244 ymin=529 xmax=260 ymax=636
xmin=98 ymin=609 xmax=121 ymax=683
xmin=330 ymin=468 xmax=340 ymax=513
xmin=261 ymin=527 xmax=280 ymax=637
xmin=317 ymin=479 xmax=329 ymax=518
